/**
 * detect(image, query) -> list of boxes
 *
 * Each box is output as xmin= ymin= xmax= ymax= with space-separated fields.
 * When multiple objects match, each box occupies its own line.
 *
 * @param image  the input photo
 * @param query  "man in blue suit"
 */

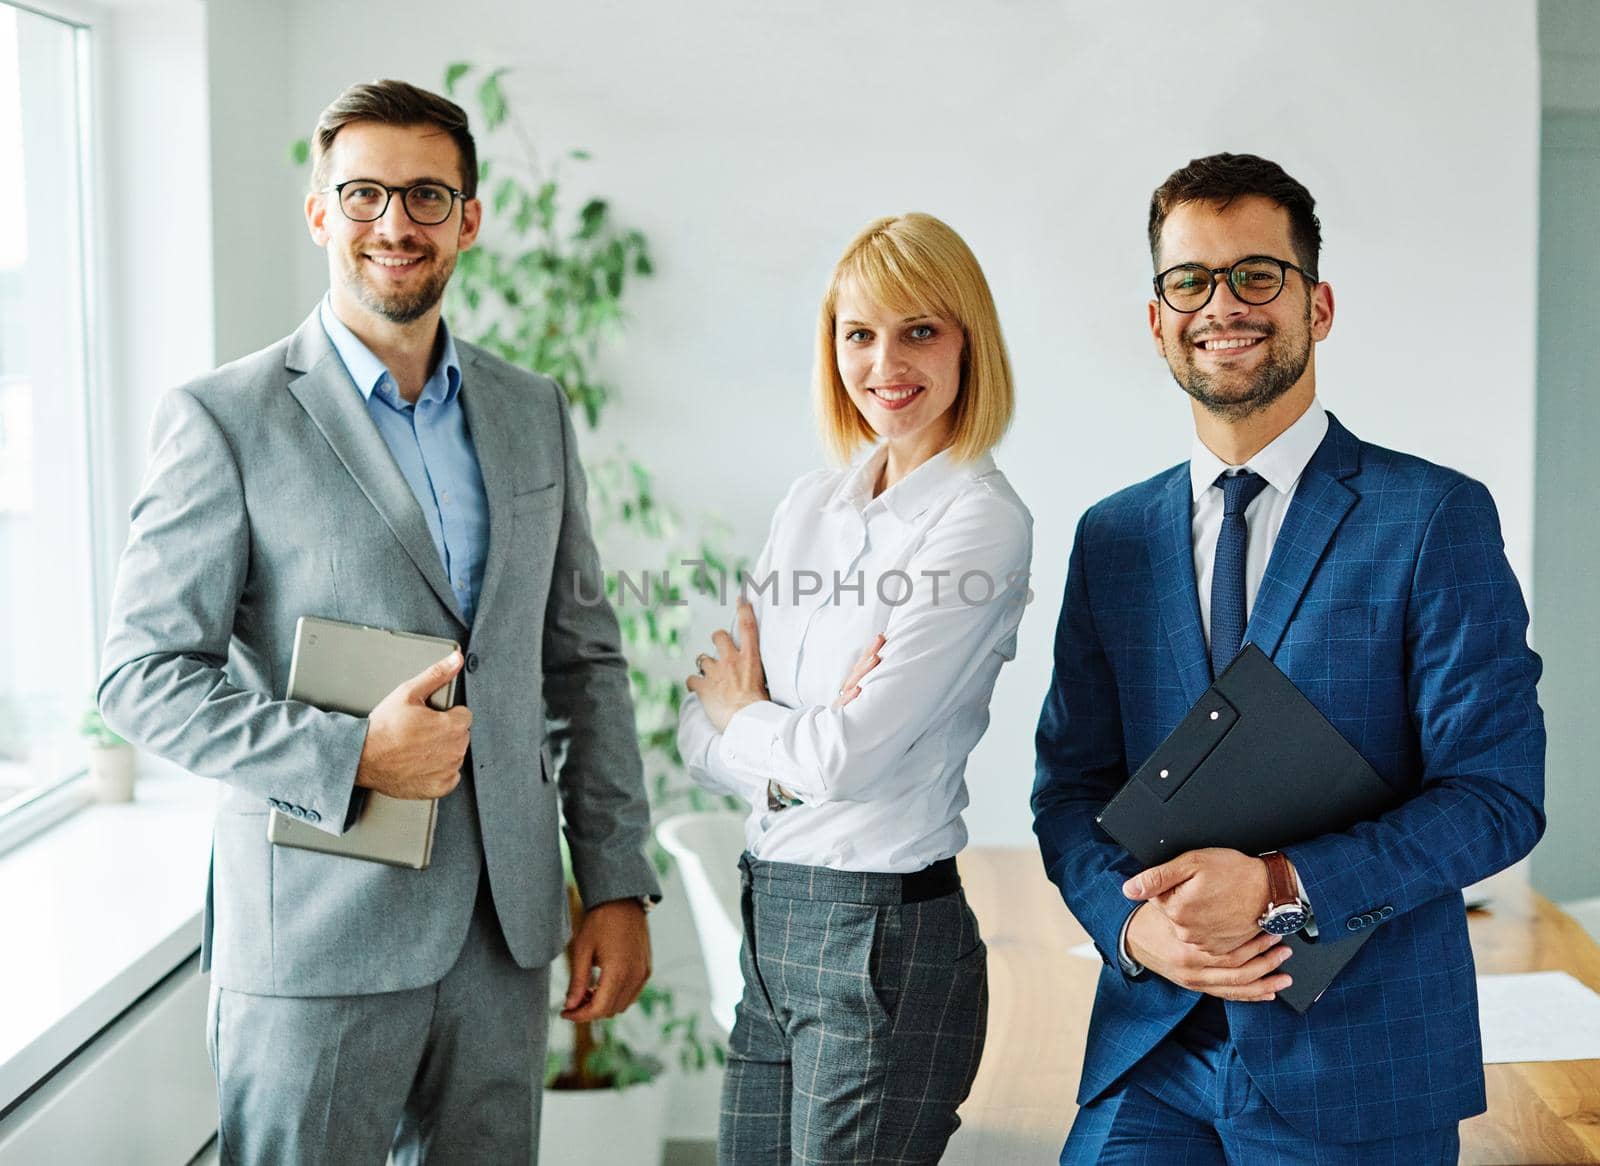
xmin=1032 ymin=153 xmax=1545 ymax=1163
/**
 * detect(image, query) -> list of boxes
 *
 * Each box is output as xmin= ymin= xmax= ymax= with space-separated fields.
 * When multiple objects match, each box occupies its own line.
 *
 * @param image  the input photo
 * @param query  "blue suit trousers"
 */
xmin=1061 ymin=1005 xmax=1460 ymax=1166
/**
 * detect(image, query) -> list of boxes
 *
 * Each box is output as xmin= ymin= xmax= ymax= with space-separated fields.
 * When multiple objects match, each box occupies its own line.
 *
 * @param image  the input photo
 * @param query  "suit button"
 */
xmin=306 ymin=810 xmax=320 ymax=823
xmin=465 ymin=652 xmax=480 ymax=673
xmin=1346 ymin=918 xmax=1361 ymax=931
xmin=1380 ymin=906 xmax=1394 ymax=918
xmin=291 ymin=806 xmax=306 ymax=819
xmin=269 ymin=799 xmax=282 ymax=810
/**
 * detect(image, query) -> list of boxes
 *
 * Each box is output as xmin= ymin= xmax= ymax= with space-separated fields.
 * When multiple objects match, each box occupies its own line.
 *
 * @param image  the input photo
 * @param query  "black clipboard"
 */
xmin=1096 ymin=644 xmax=1398 ymax=1011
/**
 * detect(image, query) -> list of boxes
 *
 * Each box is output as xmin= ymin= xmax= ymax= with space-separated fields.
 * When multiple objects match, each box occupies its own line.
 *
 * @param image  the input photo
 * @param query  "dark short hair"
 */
xmin=310 ymin=79 xmax=478 ymax=198
xmin=1147 ymin=152 xmax=1321 ymax=276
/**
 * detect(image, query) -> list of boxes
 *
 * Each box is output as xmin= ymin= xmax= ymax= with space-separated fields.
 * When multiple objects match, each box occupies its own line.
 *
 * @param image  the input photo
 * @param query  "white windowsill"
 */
xmin=0 ymin=758 xmax=213 ymax=1115
xmin=0 ymin=776 xmax=95 ymax=860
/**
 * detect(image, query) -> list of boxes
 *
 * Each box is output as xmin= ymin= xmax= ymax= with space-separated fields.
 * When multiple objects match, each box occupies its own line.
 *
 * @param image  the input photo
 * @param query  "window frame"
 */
xmin=0 ymin=0 xmax=117 ymax=853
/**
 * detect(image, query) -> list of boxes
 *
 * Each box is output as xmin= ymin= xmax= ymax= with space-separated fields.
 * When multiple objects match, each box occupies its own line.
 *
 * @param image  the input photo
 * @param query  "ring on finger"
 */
xmin=695 ymin=653 xmax=710 ymax=676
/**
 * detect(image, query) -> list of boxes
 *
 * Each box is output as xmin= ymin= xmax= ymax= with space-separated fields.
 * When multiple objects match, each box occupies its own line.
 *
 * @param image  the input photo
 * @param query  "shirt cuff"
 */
xmin=1294 ymin=866 xmax=1318 ymax=938
xmin=679 ymin=698 xmax=764 ymax=804
xmin=1118 ymin=907 xmax=1146 ymax=978
xmin=719 ymin=700 xmax=794 ymax=786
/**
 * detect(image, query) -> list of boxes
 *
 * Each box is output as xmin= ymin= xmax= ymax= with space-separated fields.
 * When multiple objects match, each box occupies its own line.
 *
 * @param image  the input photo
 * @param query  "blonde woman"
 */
xmin=678 ymin=213 xmax=1033 ymax=1164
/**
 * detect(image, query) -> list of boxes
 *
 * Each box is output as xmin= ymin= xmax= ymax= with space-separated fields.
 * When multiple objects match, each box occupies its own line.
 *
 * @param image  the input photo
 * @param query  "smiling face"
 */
xmin=833 ymin=280 xmax=964 ymax=463
xmin=1148 ymin=195 xmax=1332 ymax=421
xmin=305 ymin=120 xmax=481 ymax=327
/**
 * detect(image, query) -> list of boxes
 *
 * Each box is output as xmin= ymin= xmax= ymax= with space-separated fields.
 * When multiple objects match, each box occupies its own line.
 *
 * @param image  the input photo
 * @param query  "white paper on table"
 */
xmin=1476 ymin=971 xmax=1600 ymax=1063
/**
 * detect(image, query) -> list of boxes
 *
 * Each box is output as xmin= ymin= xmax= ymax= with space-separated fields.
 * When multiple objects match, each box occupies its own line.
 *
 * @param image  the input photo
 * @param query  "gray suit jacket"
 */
xmin=99 ymin=309 xmax=660 ymax=997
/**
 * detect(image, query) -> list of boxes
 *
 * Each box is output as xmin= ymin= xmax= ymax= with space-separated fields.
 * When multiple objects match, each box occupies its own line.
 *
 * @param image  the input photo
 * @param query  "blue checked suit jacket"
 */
xmin=1032 ymin=413 xmax=1545 ymax=1144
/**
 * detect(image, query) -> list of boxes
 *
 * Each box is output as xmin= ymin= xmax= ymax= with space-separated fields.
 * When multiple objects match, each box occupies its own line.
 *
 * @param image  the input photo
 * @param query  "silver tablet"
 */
xmin=266 ymin=615 xmax=460 ymax=869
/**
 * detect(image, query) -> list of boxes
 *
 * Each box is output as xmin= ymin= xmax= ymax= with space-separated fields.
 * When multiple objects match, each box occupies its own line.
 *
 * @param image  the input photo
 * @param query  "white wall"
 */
xmin=204 ymin=0 xmax=298 ymax=366
xmin=95 ymin=0 xmax=215 ymax=595
xmin=202 ymin=0 xmax=1541 ymax=853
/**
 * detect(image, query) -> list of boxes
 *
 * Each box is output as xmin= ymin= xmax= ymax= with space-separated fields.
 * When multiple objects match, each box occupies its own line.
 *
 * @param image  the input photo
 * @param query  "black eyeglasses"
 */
xmin=1153 ymin=255 xmax=1317 ymax=313
xmin=323 ymin=179 xmax=465 ymax=226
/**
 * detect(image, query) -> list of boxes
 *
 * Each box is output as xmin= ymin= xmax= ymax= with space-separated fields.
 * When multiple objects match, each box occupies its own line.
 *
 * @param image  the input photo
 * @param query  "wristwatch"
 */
xmin=1257 ymin=851 xmax=1310 ymax=936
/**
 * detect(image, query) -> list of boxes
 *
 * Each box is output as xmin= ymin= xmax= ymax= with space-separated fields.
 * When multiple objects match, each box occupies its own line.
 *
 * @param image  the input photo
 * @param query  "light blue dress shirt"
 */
xmin=318 ymin=297 xmax=490 ymax=626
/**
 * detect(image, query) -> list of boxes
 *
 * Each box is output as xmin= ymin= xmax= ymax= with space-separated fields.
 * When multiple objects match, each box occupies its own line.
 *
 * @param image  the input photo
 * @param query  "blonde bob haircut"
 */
xmin=814 ymin=212 xmax=1014 ymax=465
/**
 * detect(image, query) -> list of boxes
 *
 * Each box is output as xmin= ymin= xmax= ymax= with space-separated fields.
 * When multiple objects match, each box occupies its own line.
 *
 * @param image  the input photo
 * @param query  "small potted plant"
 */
xmin=80 ymin=699 xmax=136 ymax=802
xmin=539 ymin=857 xmax=724 ymax=1165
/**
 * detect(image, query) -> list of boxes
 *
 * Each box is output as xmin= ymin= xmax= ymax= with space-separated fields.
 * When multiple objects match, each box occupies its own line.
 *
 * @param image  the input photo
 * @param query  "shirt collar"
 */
xmin=318 ymin=294 xmax=462 ymax=409
xmin=829 ymin=444 xmax=997 ymax=522
xmin=1189 ymin=398 xmax=1329 ymax=502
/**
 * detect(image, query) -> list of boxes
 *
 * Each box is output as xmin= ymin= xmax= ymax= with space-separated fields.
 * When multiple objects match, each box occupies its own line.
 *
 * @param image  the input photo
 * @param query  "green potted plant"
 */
xmin=540 ymin=857 xmax=722 ymax=1164
xmin=79 ymin=698 xmax=135 ymax=802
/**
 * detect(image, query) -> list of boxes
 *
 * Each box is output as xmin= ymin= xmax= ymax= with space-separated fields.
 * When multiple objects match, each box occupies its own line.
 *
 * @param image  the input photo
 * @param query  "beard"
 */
xmin=1163 ymin=301 xmax=1312 ymax=421
xmin=338 ymin=237 xmax=457 ymax=325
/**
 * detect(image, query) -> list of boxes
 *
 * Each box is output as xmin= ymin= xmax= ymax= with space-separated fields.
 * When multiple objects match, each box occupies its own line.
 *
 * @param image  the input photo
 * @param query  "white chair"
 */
xmin=655 ymin=812 xmax=746 ymax=1034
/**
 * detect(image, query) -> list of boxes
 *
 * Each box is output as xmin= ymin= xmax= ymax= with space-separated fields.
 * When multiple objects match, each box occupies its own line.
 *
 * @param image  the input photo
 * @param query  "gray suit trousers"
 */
xmin=719 ymin=854 xmax=988 ymax=1165
xmin=208 ymin=876 xmax=550 ymax=1166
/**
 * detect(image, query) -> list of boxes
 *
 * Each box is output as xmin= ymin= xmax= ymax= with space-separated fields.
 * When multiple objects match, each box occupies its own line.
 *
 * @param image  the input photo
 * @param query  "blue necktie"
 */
xmin=1209 ymin=470 xmax=1270 ymax=677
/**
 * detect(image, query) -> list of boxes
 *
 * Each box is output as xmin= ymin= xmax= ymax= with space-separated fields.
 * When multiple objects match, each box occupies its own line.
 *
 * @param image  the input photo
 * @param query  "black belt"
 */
xmin=901 ymin=856 xmax=961 ymax=903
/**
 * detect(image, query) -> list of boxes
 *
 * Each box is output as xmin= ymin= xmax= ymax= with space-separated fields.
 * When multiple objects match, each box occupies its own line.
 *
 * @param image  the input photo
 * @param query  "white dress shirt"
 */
xmin=1121 ymin=398 xmax=1328 ymax=972
xmin=677 ymin=445 xmax=1033 ymax=873
xmin=1188 ymin=398 xmax=1329 ymax=641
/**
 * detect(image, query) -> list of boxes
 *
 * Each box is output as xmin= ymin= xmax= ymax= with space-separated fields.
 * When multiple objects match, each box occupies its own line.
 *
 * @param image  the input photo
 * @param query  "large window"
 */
xmin=0 ymin=3 xmax=99 ymax=818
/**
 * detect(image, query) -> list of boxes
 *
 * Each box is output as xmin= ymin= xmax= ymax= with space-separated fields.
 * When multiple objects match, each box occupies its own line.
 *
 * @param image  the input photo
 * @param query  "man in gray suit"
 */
xmin=99 ymin=79 xmax=660 ymax=1164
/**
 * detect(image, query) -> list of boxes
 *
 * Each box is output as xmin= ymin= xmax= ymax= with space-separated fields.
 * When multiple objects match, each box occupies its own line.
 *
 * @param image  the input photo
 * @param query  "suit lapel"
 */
xmin=284 ymin=311 xmax=468 ymax=629
xmin=459 ymin=352 xmax=516 ymax=641
xmin=1145 ymin=470 xmax=1213 ymax=707
xmin=1245 ymin=413 xmax=1361 ymax=659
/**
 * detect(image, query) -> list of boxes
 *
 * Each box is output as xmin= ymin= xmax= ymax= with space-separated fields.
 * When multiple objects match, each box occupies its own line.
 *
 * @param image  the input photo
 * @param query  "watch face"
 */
xmin=1261 ymin=905 xmax=1308 ymax=936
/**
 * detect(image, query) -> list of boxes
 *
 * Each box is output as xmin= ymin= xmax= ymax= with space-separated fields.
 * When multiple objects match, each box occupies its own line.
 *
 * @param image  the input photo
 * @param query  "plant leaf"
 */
xmin=444 ymin=62 xmax=472 ymax=95
xmin=493 ymin=177 xmax=519 ymax=217
xmin=535 ymin=181 xmax=557 ymax=232
xmin=577 ymin=198 xmax=608 ymax=240
xmin=514 ymin=192 xmax=537 ymax=236
xmin=478 ymin=68 xmax=509 ymax=131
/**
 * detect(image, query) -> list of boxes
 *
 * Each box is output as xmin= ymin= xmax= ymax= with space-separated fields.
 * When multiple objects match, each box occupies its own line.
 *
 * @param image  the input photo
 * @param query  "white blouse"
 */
xmin=677 ymin=445 xmax=1033 ymax=873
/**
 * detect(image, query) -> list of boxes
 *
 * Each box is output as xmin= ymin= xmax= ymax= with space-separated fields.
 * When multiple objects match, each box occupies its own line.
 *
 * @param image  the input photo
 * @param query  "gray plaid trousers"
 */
xmin=718 ymin=853 xmax=988 ymax=1165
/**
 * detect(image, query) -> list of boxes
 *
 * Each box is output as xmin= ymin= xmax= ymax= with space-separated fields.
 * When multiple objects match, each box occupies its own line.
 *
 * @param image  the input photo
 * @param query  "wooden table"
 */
xmin=947 ymin=849 xmax=1600 ymax=1165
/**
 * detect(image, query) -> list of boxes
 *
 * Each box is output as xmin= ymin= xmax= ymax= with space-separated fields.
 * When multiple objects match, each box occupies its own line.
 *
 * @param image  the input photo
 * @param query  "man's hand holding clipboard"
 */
xmin=1096 ymin=645 xmax=1399 ymax=1012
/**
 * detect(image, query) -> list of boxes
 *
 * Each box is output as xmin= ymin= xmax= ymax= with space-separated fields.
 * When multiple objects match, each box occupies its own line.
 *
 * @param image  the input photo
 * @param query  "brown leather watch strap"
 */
xmin=1261 ymin=850 xmax=1297 ymax=909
